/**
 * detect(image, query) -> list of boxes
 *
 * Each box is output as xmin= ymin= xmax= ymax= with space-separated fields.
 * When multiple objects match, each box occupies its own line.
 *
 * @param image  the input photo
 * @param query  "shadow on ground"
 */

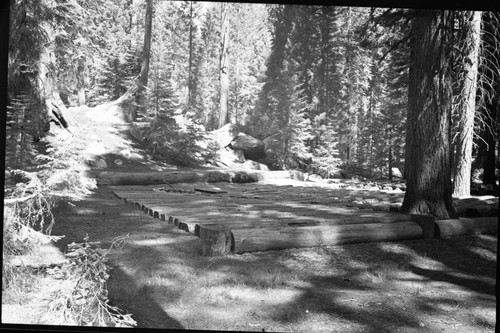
xmin=50 ymin=184 xmax=497 ymax=332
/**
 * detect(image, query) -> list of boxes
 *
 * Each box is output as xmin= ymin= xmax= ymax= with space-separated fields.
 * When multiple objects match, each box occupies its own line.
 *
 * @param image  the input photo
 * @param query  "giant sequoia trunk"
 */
xmin=401 ymin=10 xmax=458 ymax=219
xmin=452 ymin=11 xmax=482 ymax=197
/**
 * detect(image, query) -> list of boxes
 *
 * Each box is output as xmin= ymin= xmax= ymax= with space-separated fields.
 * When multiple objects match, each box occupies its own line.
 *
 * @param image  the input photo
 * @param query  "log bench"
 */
xmin=435 ymin=217 xmax=498 ymax=237
xmin=199 ymin=221 xmax=425 ymax=255
xmin=109 ymin=185 xmax=497 ymax=256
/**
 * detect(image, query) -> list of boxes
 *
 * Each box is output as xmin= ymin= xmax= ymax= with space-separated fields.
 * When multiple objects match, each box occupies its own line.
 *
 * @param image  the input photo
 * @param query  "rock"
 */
xmin=88 ymin=159 xmax=107 ymax=169
xmin=114 ymin=159 xmax=123 ymax=166
xmin=308 ymin=174 xmax=323 ymax=182
xmin=230 ymin=133 xmax=265 ymax=160
xmin=331 ymin=170 xmax=350 ymax=179
xmin=229 ymin=171 xmax=259 ymax=183
xmin=212 ymin=123 xmax=240 ymax=148
xmin=120 ymin=148 xmax=131 ymax=159
xmin=240 ymin=160 xmax=269 ymax=171
xmin=391 ymin=167 xmax=403 ymax=178
xmin=215 ymin=147 xmax=245 ymax=167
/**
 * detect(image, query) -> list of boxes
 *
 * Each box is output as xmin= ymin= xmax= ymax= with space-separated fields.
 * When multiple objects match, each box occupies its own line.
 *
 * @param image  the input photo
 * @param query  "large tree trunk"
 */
xmin=218 ymin=2 xmax=230 ymax=128
xmin=400 ymin=10 xmax=458 ymax=219
xmin=452 ymin=11 xmax=482 ymax=197
xmin=37 ymin=21 xmax=74 ymax=133
xmin=136 ymin=0 xmax=154 ymax=119
xmin=478 ymin=12 xmax=500 ymax=187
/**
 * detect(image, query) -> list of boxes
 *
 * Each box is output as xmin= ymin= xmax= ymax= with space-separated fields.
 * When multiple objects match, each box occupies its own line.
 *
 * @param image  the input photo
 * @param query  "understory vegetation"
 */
xmin=3 ymin=105 xmax=135 ymax=326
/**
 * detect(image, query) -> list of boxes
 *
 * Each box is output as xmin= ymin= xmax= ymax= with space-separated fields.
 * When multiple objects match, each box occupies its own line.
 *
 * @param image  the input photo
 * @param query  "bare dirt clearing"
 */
xmin=44 ymin=185 xmax=496 ymax=332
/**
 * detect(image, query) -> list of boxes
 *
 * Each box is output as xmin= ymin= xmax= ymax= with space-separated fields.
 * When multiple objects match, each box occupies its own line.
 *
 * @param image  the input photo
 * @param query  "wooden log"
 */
xmin=435 ymin=217 xmax=498 ymax=237
xmin=199 ymin=225 xmax=233 ymax=256
xmin=191 ymin=218 xmax=323 ymax=236
xmin=99 ymin=170 xmax=278 ymax=185
xmin=179 ymin=211 xmax=417 ymax=236
xmin=231 ymin=221 xmax=424 ymax=253
xmin=465 ymin=204 xmax=495 ymax=217
xmin=99 ymin=171 xmax=232 ymax=185
xmin=410 ymin=214 xmax=436 ymax=238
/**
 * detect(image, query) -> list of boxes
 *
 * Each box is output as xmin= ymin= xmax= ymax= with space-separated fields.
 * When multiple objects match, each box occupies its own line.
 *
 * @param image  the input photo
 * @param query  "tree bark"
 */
xmin=481 ymin=102 xmax=498 ymax=186
xmin=187 ymin=0 xmax=194 ymax=108
xmin=136 ymin=0 xmax=154 ymax=118
xmin=218 ymin=2 xmax=230 ymax=128
xmin=452 ymin=11 xmax=482 ymax=197
xmin=479 ymin=12 xmax=500 ymax=187
xmin=200 ymin=226 xmax=233 ymax=256
xmin=400 ymin=10 xmax=458 ymax=219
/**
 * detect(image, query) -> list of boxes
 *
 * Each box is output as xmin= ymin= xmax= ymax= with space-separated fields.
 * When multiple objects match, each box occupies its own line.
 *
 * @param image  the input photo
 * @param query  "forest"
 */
xmin=2 ymin=0 xmax=500 ymax=328
xmin=6 ymin=1 xmax=499 ymax=185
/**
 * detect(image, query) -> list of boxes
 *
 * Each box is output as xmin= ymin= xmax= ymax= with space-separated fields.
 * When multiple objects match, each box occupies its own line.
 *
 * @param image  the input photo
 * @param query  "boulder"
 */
xmin=215 ymin=147 xmax=245 ymax=167
xmin=307 ymin=174 xmax=323 ymax=182
xmin=391 ymin=167 xmax=403 ymax=178
xmin=230 ymin=133 xmax=265 ymax=160
xmin=212 ymin=123 xmax=240 ymax=148
xmin=87 ymin=158 xmax=107 ymax=169
xmin=120 ymin=148 xmax=131 ymax=159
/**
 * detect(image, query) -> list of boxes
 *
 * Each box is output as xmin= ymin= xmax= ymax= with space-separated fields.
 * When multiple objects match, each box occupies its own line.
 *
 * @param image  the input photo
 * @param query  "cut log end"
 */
xmin=199 ymin=225 xmax=234 ymax=256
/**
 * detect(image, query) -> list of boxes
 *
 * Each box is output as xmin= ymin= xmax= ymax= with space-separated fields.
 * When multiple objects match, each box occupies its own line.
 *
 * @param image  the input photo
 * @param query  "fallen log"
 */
xmin=100 ymin=169 xmax=312 ymax=185
xmin=435 ymin=217 xmax=498 ymax=237
xmin=99 ymin=170 xmax=233 ymax=185
xmin=230 ymin=221 xmax=424 ymax=253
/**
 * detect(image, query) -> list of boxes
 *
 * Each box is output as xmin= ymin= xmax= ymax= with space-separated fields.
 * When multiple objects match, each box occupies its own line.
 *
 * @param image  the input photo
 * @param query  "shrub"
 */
xmin=44 ymin=235 xmax=136 ymax=327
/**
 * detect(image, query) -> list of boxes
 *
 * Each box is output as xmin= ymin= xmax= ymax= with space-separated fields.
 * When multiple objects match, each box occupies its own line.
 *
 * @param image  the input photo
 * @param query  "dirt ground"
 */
xmin=32 ymin=185 xmax=495 ymax=332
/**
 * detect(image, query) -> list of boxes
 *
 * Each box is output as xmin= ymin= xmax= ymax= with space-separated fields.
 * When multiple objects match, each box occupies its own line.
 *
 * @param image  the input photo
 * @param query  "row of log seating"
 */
xmin=110 ymin=182 xmax=498 ymax=256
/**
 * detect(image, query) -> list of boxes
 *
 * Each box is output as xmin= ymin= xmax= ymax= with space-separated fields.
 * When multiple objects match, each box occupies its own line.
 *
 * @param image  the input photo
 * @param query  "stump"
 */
xmin=199 ymin=225 xmax=233 ymax=256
